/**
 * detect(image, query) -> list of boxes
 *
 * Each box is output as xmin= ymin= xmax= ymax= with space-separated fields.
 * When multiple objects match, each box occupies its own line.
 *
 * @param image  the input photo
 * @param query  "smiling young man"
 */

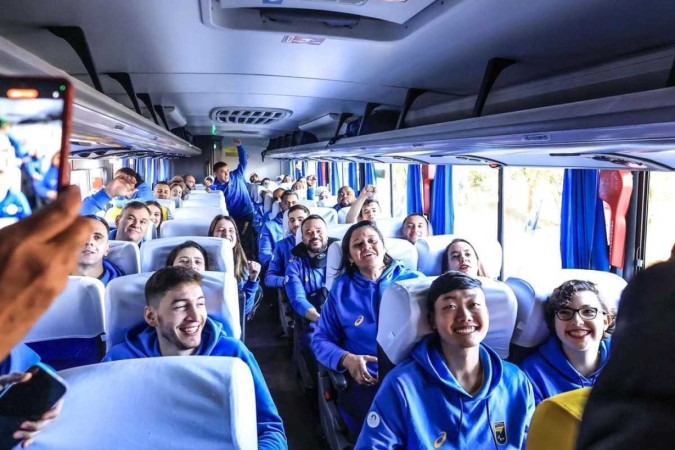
xmin=112 ymin=201 xmax=151 ymax=245
xmin=356 ymin=272 xmax=534 ymax=449
xmin=103 ymin=267 xmax=287 ymax=449
xmin=72 ymin=215 xmax=125 ymax=286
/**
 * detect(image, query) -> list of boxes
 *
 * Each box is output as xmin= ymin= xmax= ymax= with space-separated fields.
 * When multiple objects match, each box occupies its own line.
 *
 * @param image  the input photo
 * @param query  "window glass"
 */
xmin=373 ymin=163 xmax=392 ymax=217
xmin=503 ymin=168 xmax=564 ymax=278
xmin=646 ymin=172 xmax=675 ymax=267
xmin=452 ymin=165 xmax=499 ymax=241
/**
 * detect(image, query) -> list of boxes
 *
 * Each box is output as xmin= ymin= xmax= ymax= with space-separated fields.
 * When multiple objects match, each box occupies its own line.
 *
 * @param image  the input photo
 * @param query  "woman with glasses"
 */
xmin=520 ymin=279 xmax=614 ymax=405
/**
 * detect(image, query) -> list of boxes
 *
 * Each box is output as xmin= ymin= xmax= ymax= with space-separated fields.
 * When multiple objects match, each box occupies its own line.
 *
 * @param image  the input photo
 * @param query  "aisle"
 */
xmin=246 ymin=300 xmax=326 ymax=450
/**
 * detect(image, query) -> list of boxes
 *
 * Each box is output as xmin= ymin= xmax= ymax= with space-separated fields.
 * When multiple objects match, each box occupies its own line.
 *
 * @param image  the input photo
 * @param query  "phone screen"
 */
xmin=0 ymin=364 xmax=67 ymax=419
xmin=0 ymin=77 xmax=71 ymax=228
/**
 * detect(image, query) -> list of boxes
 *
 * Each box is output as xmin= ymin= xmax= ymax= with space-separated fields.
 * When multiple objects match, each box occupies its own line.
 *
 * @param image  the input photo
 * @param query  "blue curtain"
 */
xmin=407 ymin=164 xmax=424 ymax=215
xmin=430 ymin=165 xmax=454 ymax=234
xmin=560 ymin=169 xmax=609 ymax=270
xmin=330 ymin=162 xmax=341 ymax=195
xmin=122 ymin=159 xmax=134 ymax=169
xmin=302 ymin=161 xmax=308 ymax=179
xmin=317 ymin=162 xmax=325 ymax=186
xmin=138 ymin=158 xmax=155 ymax=187
xmin=348 ymin=163 xmax=359 ymax=193
xmin=364 ymin=163 xmax=376 ymax=186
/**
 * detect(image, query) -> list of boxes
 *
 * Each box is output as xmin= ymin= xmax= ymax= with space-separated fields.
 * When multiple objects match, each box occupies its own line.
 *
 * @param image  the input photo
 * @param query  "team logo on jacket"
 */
xmin=316 ymin=252 xmax=326 ymax=260
xmin=493 ymin=421 xmax=507 ymax=445
xmin=354 ymin=315 xmax=365 ymax=326
xmin=433 ymin=431 xmax=447 ymax=448
xmin=366 ymin=411 xmax=380 ymax=428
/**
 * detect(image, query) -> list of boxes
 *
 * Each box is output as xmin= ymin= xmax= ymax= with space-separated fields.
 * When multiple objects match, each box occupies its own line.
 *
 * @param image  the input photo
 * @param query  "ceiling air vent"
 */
xmin=210 ymin=108 xmax=291 ymax=126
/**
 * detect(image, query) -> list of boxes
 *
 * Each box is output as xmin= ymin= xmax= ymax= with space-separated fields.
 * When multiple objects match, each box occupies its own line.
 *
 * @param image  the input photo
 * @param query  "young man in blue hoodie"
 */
xmin=72 ymin=215 xmax=125 ymax=285
xmin=102 ymin=266 xmax=287 ymax=449
xmin=265 ymin=204 xmax=310 ymax=289
xmin=80 ymin=168 xmax=154 ymax=216
xmin=356 ymin=272 xmax=534 ymax=449
xmin=259 ymin=190 xmax=298 ymax=270
xmin=209 ymin=137 xmax=257 ymax=260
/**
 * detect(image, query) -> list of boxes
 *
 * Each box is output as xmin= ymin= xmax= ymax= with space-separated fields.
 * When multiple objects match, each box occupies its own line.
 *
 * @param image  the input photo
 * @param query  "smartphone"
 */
xmin=0 ymin=363 xmax=67 ymax=449
xmin=0 ymin=77 xmax=73 ymax=227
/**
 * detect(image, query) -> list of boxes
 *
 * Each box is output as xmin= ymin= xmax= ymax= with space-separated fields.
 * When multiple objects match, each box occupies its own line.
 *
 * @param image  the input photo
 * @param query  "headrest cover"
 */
xmin=377 ymin=276 xmax=518 ymax=364
xmin=31 ymin=357 xmax=257 ymax=450
xmin=108 ymin=240 xmax=141 ymax=275
xmin=160 ymin=218 xmax=213 ymax=238
xmin=106 ymin=271 xmax=241 ymax=348
xmin=415 ymin=235 xmax=502 ymax=277
xmin=173 ymin=207 xmax=226 ymax=220
xmin=506 ymin=269 xmax=626 ymax=348
xmin=140 ymin=236 xmax=234 ymax=272
xmin=24 ymin=276 xmax=106 ymax=342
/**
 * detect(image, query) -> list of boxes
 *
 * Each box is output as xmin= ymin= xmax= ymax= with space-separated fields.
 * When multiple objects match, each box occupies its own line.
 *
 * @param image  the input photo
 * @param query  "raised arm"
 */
xmin=345 ymin=185 xmax=375 ymax=224
xmin=233 ymin=137 xmax=248 ymax=174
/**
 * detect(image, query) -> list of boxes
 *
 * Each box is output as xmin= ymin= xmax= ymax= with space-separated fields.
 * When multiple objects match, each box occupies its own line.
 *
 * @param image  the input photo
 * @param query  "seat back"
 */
xmin=183 ymin=194 xmax=226 ymax=212
xmin=106 ymin=271 xmax=241 ymax=349
xmin=173 ymin=206 xmax=226 ymax=220
xmin=160 ymin=217 xmax=213 ymax=238
xmin=140 ymin=236 xmax=234 ymax=272
xmin=377 ymin=276 xmax=518 ymax=365
xmin=326 ymin=219 xmax=402 ymax=242
xmin=155 ymin=199 xmax=176 ymax=217
xmin=30 ymin=357 xmax=257 ymax=450
xmin=300 ymin=199 xmax=317 ymax=208
xmin=325 ymin=238 xmax=418 ymax=291
xmin=108 ymin=240 xmax=141 ymax=275
xmin=506 ymin=269 xmax=626 ymax=348
xmin=23 ymin=276 xmax=106 ymax=370
xmin=415 ymin=235 xmax=503 ymax=277
xmin=270 ymin=201 xmax=281 ymax=218
xmin=264 ymin=196 xmax=276 ymax=214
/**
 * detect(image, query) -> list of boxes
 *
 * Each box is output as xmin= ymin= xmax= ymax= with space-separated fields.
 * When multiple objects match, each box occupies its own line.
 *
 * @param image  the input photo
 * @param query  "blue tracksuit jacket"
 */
xmin=102 ymin=317 xmax=287 ymax=449
xmin=356 ymin=336 xmax=535 ymax=449
xmin=283 ymin=240 xmax=336 ymax=318
xmin=210 ymin=145 xmax=254 ymax=220
xmin=100 ymin=259 xmax=126 ymax=287
xmin=520 ymin=335 xmax=611 ymax=405
xmin=259 ymin=212 xmax=283 ymax=269
xmin=0 ymin=344 xmax=41 ymax=375
xmin=80 ymin=182 xmax=154 ymax=215
xmin=265 ymin=234 xmax=296 ymax=289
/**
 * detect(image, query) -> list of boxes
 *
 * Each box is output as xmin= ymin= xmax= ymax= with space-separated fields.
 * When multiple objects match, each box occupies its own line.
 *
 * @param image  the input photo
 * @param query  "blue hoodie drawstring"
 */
xmin=454 ymin=396 xmax=464 ymax=445
xmin=486 ymin=401 xmax=499 ymax=450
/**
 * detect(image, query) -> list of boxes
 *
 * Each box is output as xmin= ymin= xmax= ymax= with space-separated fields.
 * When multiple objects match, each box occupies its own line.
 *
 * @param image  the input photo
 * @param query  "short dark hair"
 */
xmin=281 ymin=190 xmax=298 ymax=201
xmin=426 ymin=271 xmax=483 ymax=325
xmin=288 ymin=204 xmax=310 ymax=216
xmin=115 ymin=167 xmax=143 ymax=185
xmin=301 ymin=214 xmax=326 ymax=233
xmin=545 ymin=280 xmax=615 ymax=337
xmin=338 ymin=221 xmax=393 ymax=277
xmin=84 ymin=214 xmax=110 ymax=233
xmin=402 ymin=214 xmax=431 ymax=234
xmin=121 ymin=201 xmax=151 ymax=216
xmin=213 ymin=161 xmax=228 ymax=172
xmin=165 ymin=240 xmax=210 ymax=270
xmin=145 ymin=266 xmax=203 ymax=307
xmin=153 ymin=181 xmax=170 ymax=189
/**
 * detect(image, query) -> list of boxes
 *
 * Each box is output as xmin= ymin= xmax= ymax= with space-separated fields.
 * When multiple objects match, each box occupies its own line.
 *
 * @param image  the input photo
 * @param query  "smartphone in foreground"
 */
xmin=0 ymin=77 xmax=72 ymax=227
xmin=0 ymin=363 xmax=68 ymax=449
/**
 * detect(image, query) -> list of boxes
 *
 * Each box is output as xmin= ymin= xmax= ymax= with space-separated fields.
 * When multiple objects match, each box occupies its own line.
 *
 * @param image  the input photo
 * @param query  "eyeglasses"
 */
xmin=555 ymin=307 xmax=604 ymax=321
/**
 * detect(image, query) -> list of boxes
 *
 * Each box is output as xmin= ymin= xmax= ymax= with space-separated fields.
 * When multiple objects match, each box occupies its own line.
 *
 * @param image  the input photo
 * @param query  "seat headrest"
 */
xmin=106 ymin=271 xmax=241 ymax=349
xmin=140 ymin=236 xmax=234 ymax=272
xmin=108 ymin=240 xmax=141 ymax=275
xmin=160 ymin=218 xmax=213 ymax=238
xmin=155 ymin=199 xmax=175 ymax=212
xmin=172 ymin=197 xmax=183 ymax=208
xmin=33 ymin=357 xmax=257 ymax=450
xmin=415 ymin=235 xmax=502 ymax=277
xmin=300 ymin=199 xmax=317 ymax=207
xmin=506 ymin=269 xmax=626 ymax=348
xmin=183 ymin=195 xmax=227 ymax=212
xmin=325 ymin=238 xmax=418 ymax=291
xmin=24 ymin=276 xmax=106 ymax=342
xmin=326 ymin=218 xmax=403 ymax=242
xmin=270 ymin=202 xmax=281 ymax=218
xmin=263 ymin=196 xmax=275 ymax=214
xmin=173 ymin=207 xmax=226 ymax=220
xmin=337 ymin=208 xmax=349 ymax=224
xmin=377 ymin=276 xmax=518 ymax=364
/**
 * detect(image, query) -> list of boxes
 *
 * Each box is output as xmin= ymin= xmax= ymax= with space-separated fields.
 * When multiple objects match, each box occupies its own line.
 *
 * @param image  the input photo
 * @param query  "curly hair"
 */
xmin=545 ymin=279 xmax=615 ymax=338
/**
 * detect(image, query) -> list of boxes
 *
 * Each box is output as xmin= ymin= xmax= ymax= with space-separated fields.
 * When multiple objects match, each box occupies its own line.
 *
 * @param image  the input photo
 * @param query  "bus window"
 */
xmin=453 ymin=165 xmax=499 ymax=242
xmin=391 ymin=164 xmax=408 ymax=219
xmin=646 ymin=172 xmax=675 ymax=267
xmin=504 ymin=168 xmax=564 ymax=277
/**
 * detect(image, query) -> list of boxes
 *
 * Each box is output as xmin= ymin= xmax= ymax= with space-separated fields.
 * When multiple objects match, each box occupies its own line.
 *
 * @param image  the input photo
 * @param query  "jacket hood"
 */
xmin=412 ymin=334 xmax=503 ymax=401
xmin=291 ymin=237 xmax=339 ymax=259
xmin=124 ymin=317 xmax=224 ymax=358
xmin=539 ymin=335 xmax=611 ymax=384
xmin=102 ymin=258 xmax=126 ymax=277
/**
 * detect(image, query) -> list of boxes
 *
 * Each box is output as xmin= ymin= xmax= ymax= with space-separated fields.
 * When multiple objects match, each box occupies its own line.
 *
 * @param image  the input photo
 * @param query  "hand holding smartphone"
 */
xmin=0 ymin=363 xmax=67 ymax=449
xmin=0 ymin=77 xmax=72 ymax=228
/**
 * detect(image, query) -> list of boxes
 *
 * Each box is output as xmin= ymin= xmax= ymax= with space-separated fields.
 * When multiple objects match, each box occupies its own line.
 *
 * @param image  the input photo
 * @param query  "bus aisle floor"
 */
xmin=246 ymin=297 xmax=327 ymax=449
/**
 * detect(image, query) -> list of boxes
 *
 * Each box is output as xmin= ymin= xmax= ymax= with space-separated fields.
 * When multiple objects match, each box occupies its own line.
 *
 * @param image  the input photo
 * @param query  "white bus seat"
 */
xmin=377 ymin=276 xmax=518 ymax=365
xmin=144 ymin=222 xmax=157 ymax=241
xmin=415 ymin=235 xmax=503 ymax=277
xmin=173 ymin=206 xmax=226 ymax=220
xmin=326 ymin=218 xmax=401 ymax=242
xmin=171 ymin=197 xmax=183 ymax=208
xmin=107 ymin=240 xmax=141 ymax=275
xmin=23 ymin=276 xmax=106 ymax=370
xmin=264 ymin=196 xmax=276 ymax=214
xmin=155 ymin=199 xmax=175 ymax=218
xmin=282 ymin=207 xmax=340 ymax=237
xmin=294 ymin=188 xmax=308 ymax=200
xmin=337 ymin=208 xmax=349 ymax=224
xmin=270 ymin=201 xmax=281 ymax=218
xmin=300 ymin=199 xmax=317 ymax=207
xmin=160 ymin=217 xmax=213 ymax=238
xmin=183 ymin=194 xmax=227 ymax=212
xmin=248 ymin=183 xmax=262 ymax=203
xmin=30 ymin=357 xmax=257 ymax=450
xmin=140 ymin=236 xmax=234 ymax=272
xmin=106 ymin=271 xmax=241 ymax=349
xmin=325 ymin=237 xmax=418 ymax=291
xmin=505 ymin=269 xmax=626 ymax=349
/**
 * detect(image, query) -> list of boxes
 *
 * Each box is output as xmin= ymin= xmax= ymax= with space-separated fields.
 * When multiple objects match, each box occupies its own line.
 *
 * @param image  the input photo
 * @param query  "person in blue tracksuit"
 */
xmin=73 ymin=215 xmax=126 ymax=286
xmin=356 ymin=272 xmax=535 ymax=449
xmin=259 ymin=190 xmax=299 ymax=270
xmin=520 ymin=279 xmax=614 ymax=405
xmin=312 ymin=221 xmax=423 ymax=435
xmin=333 ymin=186 xmax=355 ymax=211
xmin=209 ymin=138 xmax=258 ymax=260
xmin=102 ymin=267 xmax=287 ymax=449
xmin=0 ymin=343 xmax=40 ymax=376
xmin=265 ymin=204 xmax=310 ymax=289
xmin=81 ymin=167 xmax=153 ymax=216
xmin=209 ymin=215 xmax=262 ymax=317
